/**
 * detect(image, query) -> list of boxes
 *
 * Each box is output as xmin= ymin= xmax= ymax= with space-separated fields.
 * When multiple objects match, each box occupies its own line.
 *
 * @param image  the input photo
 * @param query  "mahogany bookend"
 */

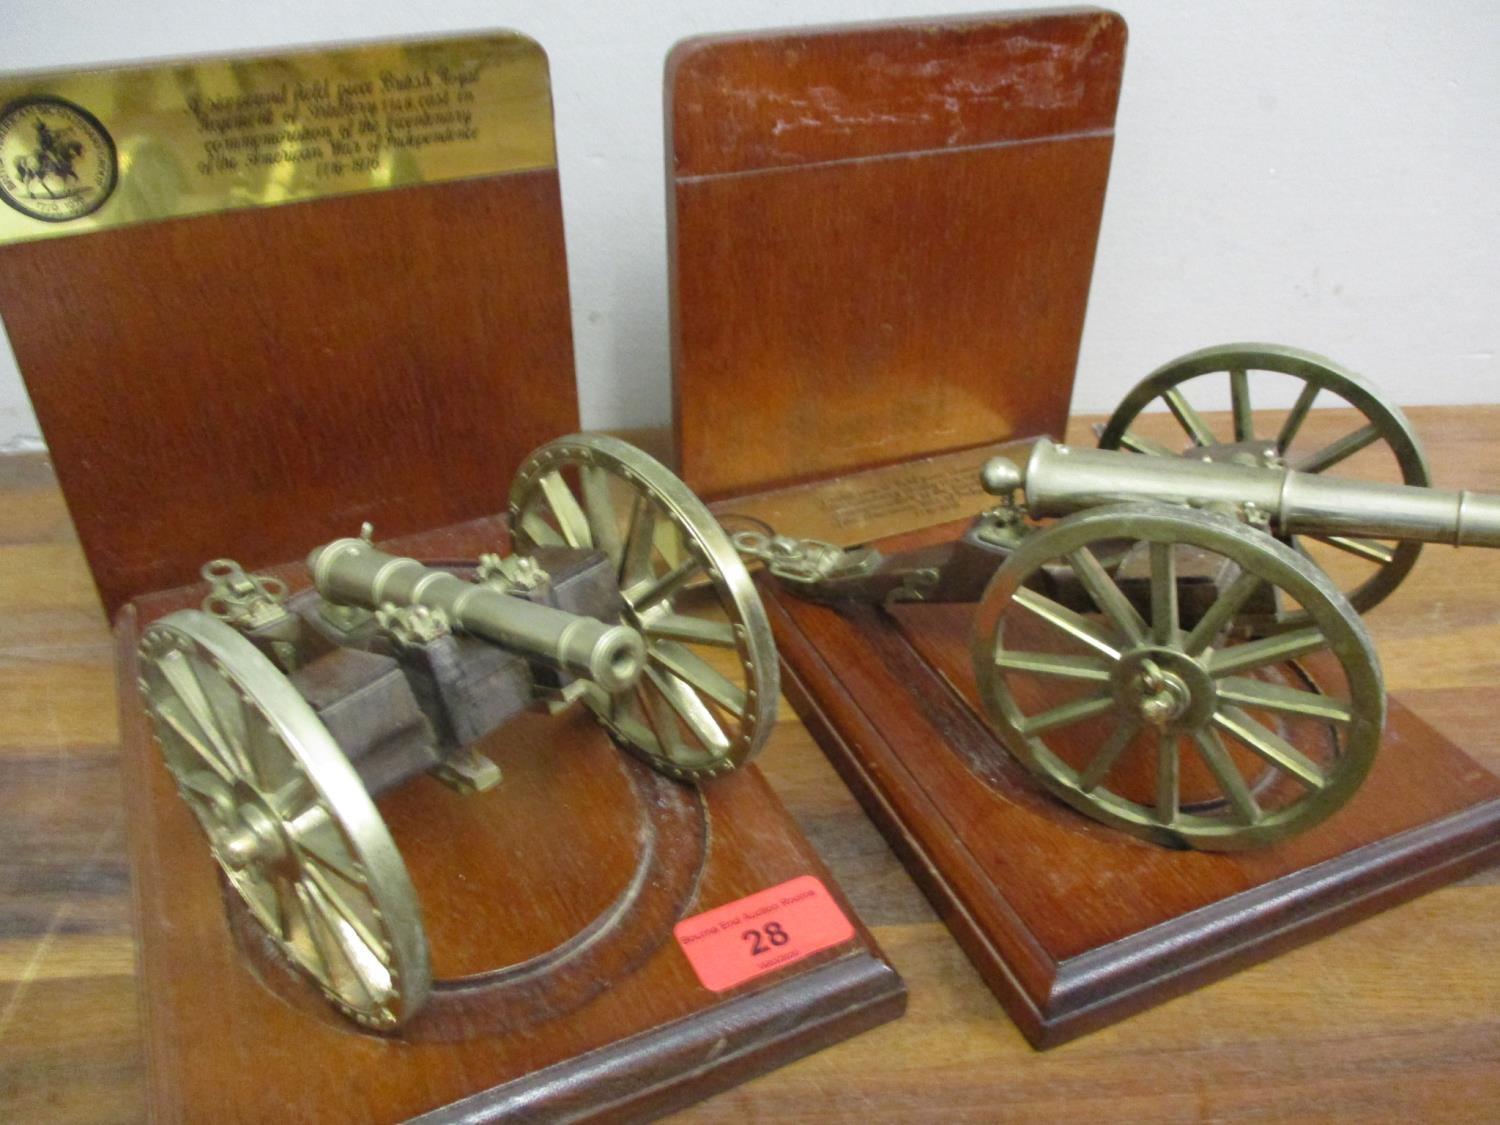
xmin=668 ymin=9 xmax=1126 ymax=500
xmin=668 ymin=10 xmax=1500 ymax=1046
xmin=119 ymin=516 xmax=904 ymax=1120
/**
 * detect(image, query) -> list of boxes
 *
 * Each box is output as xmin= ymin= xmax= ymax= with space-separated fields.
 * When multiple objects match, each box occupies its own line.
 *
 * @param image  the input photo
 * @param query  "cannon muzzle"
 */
xmin=981 ymin=439 xmax=1500 ymax=548
xmin=306 ymin=538 xmax=646 ymax=692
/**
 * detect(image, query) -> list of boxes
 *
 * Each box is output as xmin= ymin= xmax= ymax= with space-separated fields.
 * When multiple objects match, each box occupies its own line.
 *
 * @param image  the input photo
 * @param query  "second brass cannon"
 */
xmin=742 ymin=344 xmax=1493 ymax=851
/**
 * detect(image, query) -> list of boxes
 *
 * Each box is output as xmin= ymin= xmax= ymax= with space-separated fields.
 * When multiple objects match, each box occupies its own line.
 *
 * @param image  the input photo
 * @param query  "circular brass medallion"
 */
xmin=0 ymin=96 xmax=118 ymax=223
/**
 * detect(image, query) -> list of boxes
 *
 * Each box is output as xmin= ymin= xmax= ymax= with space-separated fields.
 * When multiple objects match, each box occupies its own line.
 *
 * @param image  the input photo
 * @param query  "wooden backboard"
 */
xmin=0 ymin=34 xmax=579 ymax=616
xmin=668 ymin=9 xmax=1127 ymax=499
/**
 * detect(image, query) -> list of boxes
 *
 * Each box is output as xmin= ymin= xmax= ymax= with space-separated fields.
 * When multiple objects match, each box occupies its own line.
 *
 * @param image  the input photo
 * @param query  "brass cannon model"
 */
xmin=135 ymin=435 xmax=777 ymax=1028
xmin=740 ymin=345 xmax=1489 ymax=852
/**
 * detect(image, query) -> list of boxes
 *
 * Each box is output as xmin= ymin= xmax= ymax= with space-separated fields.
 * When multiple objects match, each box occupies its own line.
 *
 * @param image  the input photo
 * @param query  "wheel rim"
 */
xmin=138 ymin=610 xmax=431 ymax=1027
xmin=1097 ymin=343 xmax=1431 ymax=623
xmin=971 ymin=505 xmax=1385 ymax=850
xmin=508 ymin=434 xmax=778 ymax=779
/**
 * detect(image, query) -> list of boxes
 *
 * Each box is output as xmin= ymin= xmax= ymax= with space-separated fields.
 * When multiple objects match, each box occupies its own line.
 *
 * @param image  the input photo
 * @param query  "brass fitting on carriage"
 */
xmin=198 ymin=559 xmax=303 ymax=669
xmin=476 ymin=552 xmax=550 ymax=594
xmin=731 ymin=529 xmax=884 ymax=600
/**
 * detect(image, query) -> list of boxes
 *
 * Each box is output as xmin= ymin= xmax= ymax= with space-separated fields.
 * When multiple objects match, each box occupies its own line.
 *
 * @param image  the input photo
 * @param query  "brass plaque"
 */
xmin=0 ymin=32 xmax=555 ymax=246
xmin=709 ymin=440 xmax=1037 ymax=549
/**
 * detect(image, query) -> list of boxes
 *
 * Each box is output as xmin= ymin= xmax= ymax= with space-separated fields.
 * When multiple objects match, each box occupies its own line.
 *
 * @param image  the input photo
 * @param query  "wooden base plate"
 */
xmin=760 ymin=524 xmax=1500 ymax=1049
xmin=118 ymin=517 xmax=904 ymax=1121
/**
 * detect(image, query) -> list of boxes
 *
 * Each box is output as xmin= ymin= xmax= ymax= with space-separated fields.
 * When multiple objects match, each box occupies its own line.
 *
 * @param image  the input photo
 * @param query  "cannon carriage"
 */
xmin=135 ymin=434 xmax=778 ymax=1028
xmin=739 ymin=344 xmax=1493 ymax=852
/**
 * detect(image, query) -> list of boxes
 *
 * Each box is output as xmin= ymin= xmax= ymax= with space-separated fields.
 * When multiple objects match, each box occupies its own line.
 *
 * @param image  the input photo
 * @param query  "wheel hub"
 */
xmin=1112 ymin=646 xmax=1216 ymax=732
xmin=213 ymin=798 xmax=289 ymax=871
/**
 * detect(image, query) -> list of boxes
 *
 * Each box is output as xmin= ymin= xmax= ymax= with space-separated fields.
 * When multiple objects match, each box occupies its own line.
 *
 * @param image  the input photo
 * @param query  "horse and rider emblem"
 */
xmin=0 ymin=96 xmax=117 ymax=223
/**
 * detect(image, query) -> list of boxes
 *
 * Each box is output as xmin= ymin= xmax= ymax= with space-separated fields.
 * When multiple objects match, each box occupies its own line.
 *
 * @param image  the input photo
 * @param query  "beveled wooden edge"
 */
xmin=415 ymin=952 xmax=905 ymax=1123
xmin=1045 ymin=801 xmax=1500 ymax=1046
xmin=773 ymin=626 xmax=1056 ymax=1039
xmin=764 ymin=581 xmax=1500 ymax=1049
xmin=115 ymin=601 xmax=180 ymax=1116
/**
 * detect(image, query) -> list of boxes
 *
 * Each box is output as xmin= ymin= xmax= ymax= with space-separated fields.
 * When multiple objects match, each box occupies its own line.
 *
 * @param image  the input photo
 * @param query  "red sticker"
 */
xmin=673 ymin=875 xmax=855 ymax=992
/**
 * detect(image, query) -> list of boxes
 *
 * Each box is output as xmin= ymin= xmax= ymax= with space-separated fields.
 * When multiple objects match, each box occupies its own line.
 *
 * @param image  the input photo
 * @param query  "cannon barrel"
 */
xmin=982 ymin=439 xmax=1500 ymax=548
xmin=306 ymin=538 xmax=646 ymax=692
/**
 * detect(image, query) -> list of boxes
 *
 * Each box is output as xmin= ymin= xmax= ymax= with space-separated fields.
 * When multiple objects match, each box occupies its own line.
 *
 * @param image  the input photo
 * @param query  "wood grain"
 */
xmin=669 ymin=10 xmax=1125 ymax=499
xmin=3 ymin=408 xmax=1498 ymax=1120
xmin=0 ymin=168 xmax=578 ymax=618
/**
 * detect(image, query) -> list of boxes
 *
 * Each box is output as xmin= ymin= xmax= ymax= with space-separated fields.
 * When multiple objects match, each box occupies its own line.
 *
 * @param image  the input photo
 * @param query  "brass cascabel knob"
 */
xmin=980 ymin=456 xmax=1025 ymax=497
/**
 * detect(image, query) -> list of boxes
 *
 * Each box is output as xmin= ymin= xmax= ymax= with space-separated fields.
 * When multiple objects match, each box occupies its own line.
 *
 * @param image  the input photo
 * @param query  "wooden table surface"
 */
xmin=2 ymin=408 xmax=1498 ymax=1123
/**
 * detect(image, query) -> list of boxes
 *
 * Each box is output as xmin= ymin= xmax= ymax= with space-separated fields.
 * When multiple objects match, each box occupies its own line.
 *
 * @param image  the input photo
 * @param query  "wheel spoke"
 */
xmin=632 ymin=681 xmax=696 ymax=762
xmin=1230 ymin=368 xmax=1253 ymax=442
xmin=1018 ymin=693 xmax=1116 ymax=736
xmin=649 ymin=639 xmax=747 ymax=717
xmin=1011 ymin=587 xmax=1122 ymax=660
xmin=539 ymin=471 xmax=591 ymax=549
xmin=1216 ymin=676 xmax=1354 ymax=724
xmin=625 ymin=554 xmax=700 ymax=612
xmin=619 ymin=493 xmax=658 ymax=587
xmin=299 ymin=860 xmax=391 ymax=968
xmin=152 ymin=698 xmax=237 ymax=786
xmin=263 ymin=774 xmax=315 ymax=820
xmin=297 ymin=882 xmax=379 ymax=1008
xmin=643 ymin=613 xmax=737 ymax=648
xmin=178 ymin=767 xmax=231 ymax=803
xmin=645 ymin=665 xmax=730 ymax=753
xmin=1155 ymin=733 xmax=1179 ymax=825
xmin=1276 ymin=380 xmax=1321 ymax=452
xmin=1190 ymin=728 xmax=1261 ymax=824
xmin=1118 ymin=430 xmax=1179 ymax=458
xmin=518 ymin=508 xmax=564 ymax=548
xmin=995 ymin=650 xmax=1112 ymax=682
xmin=579 ymin=466 xmax=623 ymax=567
xmin=272 ymin=872 xmax=303 ymax=944
xmin=607 ymin=691 xmax=666 ymax=760
xmin=1162 ymin=387 xmax=1217 ymax=446
xmin=1182 ymin=570 xmax=1266 ymax=655
xmin=1207 ymin=626 xmax=1327 ymax=677
xmin=1068 ymin=546 xmax=1146 ymax=645
xmin=1150 ymin=542 xmax=1179 ymax=645
xmin=1077 ymin=718 xmax=1139 ymax=792
xmin=1312 ymin=535 xmax=1397 ymax=565
xmin=159 ymin=655 xmax=253 ymax=781
xmin=187 ymin=657 xmax=256 ymax=779
xmin=1213 ymin=706 xmax=1327 ymax=790
xmin=244 ymin=709 xmax=300 ymax=795
xmin=1291 ymin=423 xmax=1381 ymax=474
xmin=291 ymin=819 xmax=365 ymax=888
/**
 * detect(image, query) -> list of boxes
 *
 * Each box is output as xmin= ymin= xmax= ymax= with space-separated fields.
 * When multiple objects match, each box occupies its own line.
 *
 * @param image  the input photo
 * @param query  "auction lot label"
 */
xmin=674 ymin=875 xmax=856 ymax=992
xmin=0 ymin=32 xmax=555 ymax=245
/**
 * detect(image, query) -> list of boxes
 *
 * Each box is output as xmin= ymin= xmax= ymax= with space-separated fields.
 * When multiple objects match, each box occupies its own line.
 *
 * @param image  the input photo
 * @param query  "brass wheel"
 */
xmin=138 ymin=610 xmax=431 ymax=1027
xmin=508 ymin=434 xmax=778 ymax=779
xmin=1098 ymin=343 xmax=1431 ymax=622
xmin=971 ymin=505 xmax=1385 ymax=850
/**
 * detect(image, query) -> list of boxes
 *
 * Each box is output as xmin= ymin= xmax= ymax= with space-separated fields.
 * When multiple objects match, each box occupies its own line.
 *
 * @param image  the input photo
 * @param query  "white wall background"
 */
xmin=1 ymin=1 xmax=1496 ymax=451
